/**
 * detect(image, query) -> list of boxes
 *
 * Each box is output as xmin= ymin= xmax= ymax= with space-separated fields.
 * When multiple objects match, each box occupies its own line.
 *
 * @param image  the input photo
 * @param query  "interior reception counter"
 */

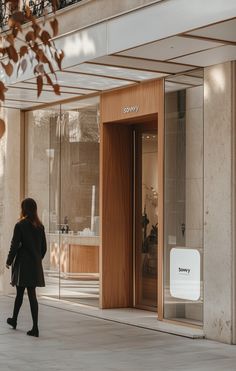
xmin=47 ymin=233 xmax=100 ymax=276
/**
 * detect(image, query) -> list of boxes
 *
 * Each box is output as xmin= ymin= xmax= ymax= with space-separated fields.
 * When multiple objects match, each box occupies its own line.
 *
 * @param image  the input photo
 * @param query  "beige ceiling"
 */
xmin=4 ymin=18 xmax=235 ymax=110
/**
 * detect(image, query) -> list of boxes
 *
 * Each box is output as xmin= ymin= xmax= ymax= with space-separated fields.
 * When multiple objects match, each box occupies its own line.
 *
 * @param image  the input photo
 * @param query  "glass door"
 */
xmin=58 ymin=100 xmax=100 ymax=305
xmin=134 ymin=123 xmax=158 ymax=311
xmin=25 ymin=107 xmax=61 ymax=299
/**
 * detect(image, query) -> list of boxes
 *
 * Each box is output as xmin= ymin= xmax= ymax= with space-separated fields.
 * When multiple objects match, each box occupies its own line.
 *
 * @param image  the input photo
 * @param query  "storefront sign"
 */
xmin=170 ymin=248 xmax=201 ymax=301
xmin=123 ymin=105 xmax=139 ymax=114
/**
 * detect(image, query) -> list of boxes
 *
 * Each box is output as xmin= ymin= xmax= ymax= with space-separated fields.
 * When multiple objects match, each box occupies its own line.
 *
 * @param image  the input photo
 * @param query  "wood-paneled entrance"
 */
xmin=100 ymin=80 xmax=164 ymax=319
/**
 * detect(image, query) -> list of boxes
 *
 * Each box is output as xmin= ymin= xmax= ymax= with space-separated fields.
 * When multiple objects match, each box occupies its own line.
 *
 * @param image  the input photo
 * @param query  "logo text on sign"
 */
xmin=123 ymin=106 xmax=139 ymax=114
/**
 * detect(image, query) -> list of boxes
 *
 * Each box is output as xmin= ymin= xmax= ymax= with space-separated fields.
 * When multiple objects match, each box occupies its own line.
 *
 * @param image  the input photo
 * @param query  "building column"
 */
xmin=204 ymin=61 xmax=236 ymax=343
xmin=0 ymin=109 xmax=24 ymax=294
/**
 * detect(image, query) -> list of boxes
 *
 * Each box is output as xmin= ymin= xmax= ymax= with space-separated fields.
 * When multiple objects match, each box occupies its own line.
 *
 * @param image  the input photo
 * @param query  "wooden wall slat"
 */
xmin=100 ymin=124 xmax=133 ymax=308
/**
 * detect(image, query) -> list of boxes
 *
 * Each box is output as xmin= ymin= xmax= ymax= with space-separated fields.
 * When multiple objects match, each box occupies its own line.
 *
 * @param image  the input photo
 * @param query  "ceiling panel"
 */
xmin=165 ymin=81 xmax=193 ymax=93
xmin=26 ymin=71 xmax=133 ymax=91
xmin=90 ymin=55 xmax=195 ymax=74
xmin=6 ymin=88 xmax=81 ymax=103
xmin=3 ymin=101 xmax=43 ymax=109
xmin=184 ymin=69 xmax=204 ymax=78
xmin=166 ymin=74 xmax=203 ymax=86
xmin=117 ymin=36 xmax=222 ymax=61
xmin=186 ymin=18 xmax=236 ymax=43
xmin=11 ymin=82 xmax=91 ymax=95
xmin=172 ymin=45 xmax=236 ymax=66
xmin=67 ymin=62 xmax=167 ymax=80
xmin=61 ymin=96 xmax=100 ymax=110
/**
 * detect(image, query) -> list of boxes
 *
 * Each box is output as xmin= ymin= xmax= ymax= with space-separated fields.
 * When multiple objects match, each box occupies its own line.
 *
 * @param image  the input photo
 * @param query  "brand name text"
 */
xmin=179 ymin=267 xmax=190 ymax=274
xmin=123 ymin=105 xmax=139 ymax=114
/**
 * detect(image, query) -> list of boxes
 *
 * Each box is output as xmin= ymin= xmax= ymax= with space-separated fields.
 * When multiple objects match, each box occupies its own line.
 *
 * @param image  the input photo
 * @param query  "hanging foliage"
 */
xmin=0 ymin=0 xmax=64 ymax=106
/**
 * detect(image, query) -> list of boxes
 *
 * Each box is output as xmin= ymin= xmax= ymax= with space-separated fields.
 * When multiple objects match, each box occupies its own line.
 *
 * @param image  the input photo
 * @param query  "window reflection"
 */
xmin=164 ymin=70 xmax=204 ymax=325
xmin=25 ymin=98 xmax=100 ymax=306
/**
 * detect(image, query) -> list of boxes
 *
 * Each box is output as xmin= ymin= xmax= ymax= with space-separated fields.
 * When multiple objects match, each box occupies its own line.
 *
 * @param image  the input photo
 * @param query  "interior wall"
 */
xmin=25 ymin=110 xmax=50 ymax=230
xmin=142 ymin=139 xmax=158 ymax=237
xmin=26 ymin=108 xmax=100 ymax=235
xmin=60 ymin=110 xmax=99 ymax=233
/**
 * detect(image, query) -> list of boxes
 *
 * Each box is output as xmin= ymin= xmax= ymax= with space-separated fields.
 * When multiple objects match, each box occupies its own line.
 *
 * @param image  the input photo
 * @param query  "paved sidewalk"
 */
xmin=1 ymin=296 xmax=236 ymax=371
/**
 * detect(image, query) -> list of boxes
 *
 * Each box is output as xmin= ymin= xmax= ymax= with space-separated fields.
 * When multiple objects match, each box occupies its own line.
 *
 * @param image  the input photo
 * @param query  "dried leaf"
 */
xmin=0 ymin=118 xmax=6 ymax=139
xmin=45 ymin=73 xmax=53 ymax=87
xmin=55 ymin=50 xmax=64 ymax=70
xmin=40 ymin=31 xmax=51 ymax=46
xmin=6 ymin=45 xmax=18 ymax=63
xmin=19 ymin=45 xmax=28 ymax=58
xmin=4 ymin=0 xmax=63 ymax=102
xmin=0 ymin=48 xmax=6 ymax=56
xmin=47 ymin=61 xmax=54 ymax=74
xmin=31 ymin=42 xmax=39 ymax=54
xmin=6 ymin=34 xmax=15 ymax=45
xmin=51 ymin=0 xmax=59 ymax=12
xmin=0 ymin=81 xmax=7 ymax=92
xmin=0 ymin=81 xmax=7 ymax=101
xmin=21 ymin=59 xmax=27 ymax=73
xmin=36 ymin=75 xmax=43 ymax=97
xmin=53 ymin=84 xmax=60 ymax=95
xmin=8 ymin=18 xmax=22 ymax=32
xmin=11 ymin=11 xmax=25 ymax=24
xmin=25 ymin=31 xmax=35 ymax=43
xmin=50 ymin=18 xmax=58 ymax=37
xmin=32 ymin=23 xmax=41 ymax=38
xmin=12 ymin=26 xmax=19 ymax=38
xmin=1 ymin=62 xmax=13 ymax=77
xmin=36 ymin=49 xmax=45 ymax=62
xmin=25 ymin=5 xmax=31 ymax=18
xmin=17 ymin=61 xmax=21 ymax=77
xmin=34 ymin=64 xmax=44 ymax=74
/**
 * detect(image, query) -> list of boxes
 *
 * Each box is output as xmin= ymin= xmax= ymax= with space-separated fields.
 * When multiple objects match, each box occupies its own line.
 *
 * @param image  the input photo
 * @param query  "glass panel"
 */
xmin=59 ymin=99 xmax=100 ymax=306
xmin=135 ymin=128 xmax=158 ymax=310
xmin=25 ymin=107 xmax=61 ymax=299
xmin=164 ymin=69 xmax=204 ymax=325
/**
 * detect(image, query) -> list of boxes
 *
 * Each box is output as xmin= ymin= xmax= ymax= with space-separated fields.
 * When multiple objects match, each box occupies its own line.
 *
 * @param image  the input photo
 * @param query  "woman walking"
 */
xmin=6 ymin=198 xmax=47 ymax=337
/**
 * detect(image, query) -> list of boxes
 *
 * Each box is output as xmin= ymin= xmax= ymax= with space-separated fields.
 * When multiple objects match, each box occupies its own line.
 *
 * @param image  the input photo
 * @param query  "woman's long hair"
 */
xmin=20 ymin=198 xmax=43 ymax=228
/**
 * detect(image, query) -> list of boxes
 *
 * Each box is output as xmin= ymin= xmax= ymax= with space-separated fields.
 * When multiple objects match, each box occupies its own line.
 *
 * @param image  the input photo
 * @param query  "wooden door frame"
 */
xmin=100 ymin=80 xmax=164 ymax=320
xmin=133 ymin=120 xmax=158 ymax=312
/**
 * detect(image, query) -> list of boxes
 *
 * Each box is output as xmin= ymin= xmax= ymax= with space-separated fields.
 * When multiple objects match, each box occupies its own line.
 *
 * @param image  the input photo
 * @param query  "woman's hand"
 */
xmin=5 ymin=264 xmax=10 ymax=269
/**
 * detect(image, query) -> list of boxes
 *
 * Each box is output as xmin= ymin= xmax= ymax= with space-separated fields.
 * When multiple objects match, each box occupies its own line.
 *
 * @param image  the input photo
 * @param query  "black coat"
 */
xmin=6 ymin=218 xmax=47 ymax=287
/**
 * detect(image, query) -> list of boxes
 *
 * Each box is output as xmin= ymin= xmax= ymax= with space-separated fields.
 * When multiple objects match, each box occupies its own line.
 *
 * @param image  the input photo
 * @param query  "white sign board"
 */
xmin=170 ymin=248 xmax=201 ymax=301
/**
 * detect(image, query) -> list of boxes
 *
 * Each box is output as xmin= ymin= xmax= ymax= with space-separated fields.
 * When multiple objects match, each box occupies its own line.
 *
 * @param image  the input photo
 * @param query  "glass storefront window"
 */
xmin=25 ymin=107 xmax=60 ymax=298
xmin=25 ymin=97 xmax=100 ymax=305
xmin=164 ymin=70 xmax=204 ymax=325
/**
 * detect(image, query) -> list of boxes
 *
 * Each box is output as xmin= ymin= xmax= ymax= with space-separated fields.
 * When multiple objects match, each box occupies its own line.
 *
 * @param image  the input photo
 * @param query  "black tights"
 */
xmin=13 ymin=286 xmax=38 ymax=329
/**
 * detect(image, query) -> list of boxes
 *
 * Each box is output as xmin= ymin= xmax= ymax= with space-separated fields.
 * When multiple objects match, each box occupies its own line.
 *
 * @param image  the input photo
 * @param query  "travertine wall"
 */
xmin=204 ymin=62 xmax=236 ymax=343
xmin=49 ymin=0 xmax=162 ymax=36
xmin=0 ymin=109 xmax=22 ymax=293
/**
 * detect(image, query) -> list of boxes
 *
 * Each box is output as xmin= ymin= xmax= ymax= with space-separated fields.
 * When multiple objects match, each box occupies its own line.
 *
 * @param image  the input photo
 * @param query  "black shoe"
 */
xmin=27 ymin=328 xmax=39 ymax=338
xmin=7 ymin=317 xmax=17 ymax=329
